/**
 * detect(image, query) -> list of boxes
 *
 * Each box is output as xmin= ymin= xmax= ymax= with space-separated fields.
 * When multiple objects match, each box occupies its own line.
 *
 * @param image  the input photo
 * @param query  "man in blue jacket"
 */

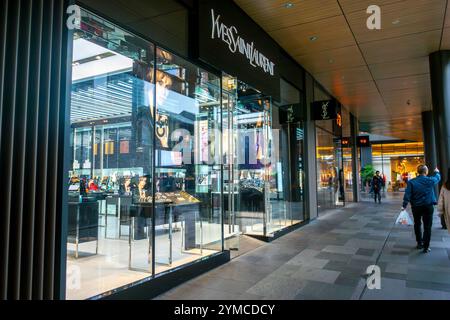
xmin=402 ymin=165 xmax=440 ymax=253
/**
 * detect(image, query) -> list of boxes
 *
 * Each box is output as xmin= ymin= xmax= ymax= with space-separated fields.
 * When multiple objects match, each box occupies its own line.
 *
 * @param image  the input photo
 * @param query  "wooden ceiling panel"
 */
xmin=338 ymin=0 xmax=405 ymax=15
xmin=376 ymin=74 xmax=430 ymax=92
xmin=369 ymin=57 xmax=430 ymax=80
xmin=382 ymin=87 xmax=432 ymax=112
xmin=441 ymin=27 xmax=450 ymax=50
xmin=339 ymin=93 xmax=388 ymax=117
xmin=233 ymin=0 xmax=443 ymax=142
xmin=444 ymin=0 xmax=450 ymax=28
xmin=331 ymin=80 xmax=380 ymax=99
xmin=269 ymin=15 xmax=356 ymax=56
xmin=345 ymin=0 xmax=446 ymax=44
xmin=234 ymin=0 xmax=342 ymax=32
xmin=295 ymin=45 xmax=366 ymax=74
xmin=314 ymin=66 xmax=373 ymax=88
xmin=360 ymin=30 xmax=441 ymax=64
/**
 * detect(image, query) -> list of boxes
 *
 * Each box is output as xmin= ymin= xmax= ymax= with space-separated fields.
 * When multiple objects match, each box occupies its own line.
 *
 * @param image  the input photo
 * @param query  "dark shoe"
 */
xmin=423 ymin=248 xmax=431 ymax=254
xmin=416 ymin=243 xmax=424 ymax=250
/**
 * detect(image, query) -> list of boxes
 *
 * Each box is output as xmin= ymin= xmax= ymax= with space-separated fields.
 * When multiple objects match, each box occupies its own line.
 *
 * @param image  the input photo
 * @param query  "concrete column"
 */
xmin=422 ymin=111 xmax=439 ymax=222
xmin=350 ymin=114 xmax=360 ymax=202
xmin=430 ymin=51 xmax=450 ymax=172
xmin=421 ymin=111 xmax=437 ymax=170
xmin=304 ymin=73 xmax=318 ymax=220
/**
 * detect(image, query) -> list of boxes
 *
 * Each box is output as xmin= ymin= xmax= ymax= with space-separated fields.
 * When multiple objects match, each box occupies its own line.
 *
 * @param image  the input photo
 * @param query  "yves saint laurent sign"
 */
xmin=311 ymin=100 xmax=338 ymax=121
xmin=198 ymin=0 xmax=281 ymax=100
xmin=210 ymin=9 xmax=275 ymax=76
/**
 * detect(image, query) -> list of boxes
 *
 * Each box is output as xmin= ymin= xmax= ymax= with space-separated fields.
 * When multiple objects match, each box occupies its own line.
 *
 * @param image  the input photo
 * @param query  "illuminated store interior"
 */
xmin=66 ymin=8 xmax=306 ymax=300
xmin=372 ymin=142 xmax=425 ymax=192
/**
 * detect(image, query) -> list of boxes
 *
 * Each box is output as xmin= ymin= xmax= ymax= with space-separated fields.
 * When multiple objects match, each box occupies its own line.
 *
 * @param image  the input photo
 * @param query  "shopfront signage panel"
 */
xmin=357 ymin=136 xmax=371 ymax=147
xmin=198 ymin=0 xmax=281 ymax=100
xmin=279 ymin=103 xmax=304 ymax=124
xmin=311 ymin=100 xmax=338 ymax=121
xmin=341 ymin=137 xmax=351 ymax=148
xmin=210 ymin=9 xmax=275 ymax=76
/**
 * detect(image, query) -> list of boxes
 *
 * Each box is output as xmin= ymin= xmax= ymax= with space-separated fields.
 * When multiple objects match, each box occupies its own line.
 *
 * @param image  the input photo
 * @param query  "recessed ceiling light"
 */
xmin=392 ymin=19 xmax=401 ymax=25
xmin=309 ymin=36 xmax=318 ymax=42
xmin=284 ymin=2 xmax=294 ymax=9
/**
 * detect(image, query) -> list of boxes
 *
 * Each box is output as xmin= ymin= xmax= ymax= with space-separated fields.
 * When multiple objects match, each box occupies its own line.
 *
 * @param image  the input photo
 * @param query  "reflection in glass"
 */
xmin=153 ymin=48 xmax=223 ymax=272
xmin=66 ymin=8 xmax=223 ymax=300
xmin=222 ymin=79 xmax=305 ymax=240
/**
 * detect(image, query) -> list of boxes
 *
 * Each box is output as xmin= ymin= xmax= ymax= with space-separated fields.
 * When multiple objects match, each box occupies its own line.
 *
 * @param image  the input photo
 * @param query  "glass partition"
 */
xmin=268 ymin=80 xmax=305 ymax=234
xmin=66 ymin=8 xmax=223 ymax=300
xmin=153 ymin=48 xmax=223 ymax=272
xmin=316 ymin=126 xmax=340 ymax=212
xmin=222 ymin=79 xmax=306 ymax=240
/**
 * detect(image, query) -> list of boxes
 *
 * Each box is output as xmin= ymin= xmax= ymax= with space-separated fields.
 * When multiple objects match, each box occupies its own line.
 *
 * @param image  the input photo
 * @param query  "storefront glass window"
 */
xmin=154 ymin=48 xmax=223 ymax=271
xmin=342 ymin=108 xmax=354 ymax=202
xmin=66 ymin=8 xmax=223 ymax=300
xmin=372 ymin=142 xmax=424 ymax=192
xmin=268 ymin=80 xmax=305 ymax=233
xmin=221 ymin=78 xmax=305 ymax=240
xmin=314 ymin=85 xmax=344 ymax=213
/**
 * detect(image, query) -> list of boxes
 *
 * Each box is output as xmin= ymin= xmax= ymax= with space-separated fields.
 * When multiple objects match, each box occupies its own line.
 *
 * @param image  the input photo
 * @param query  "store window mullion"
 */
xmin=219 ymin=77 xmax=225 ymax=252
xmin=151 ymin=45 xmax=157 ymax=278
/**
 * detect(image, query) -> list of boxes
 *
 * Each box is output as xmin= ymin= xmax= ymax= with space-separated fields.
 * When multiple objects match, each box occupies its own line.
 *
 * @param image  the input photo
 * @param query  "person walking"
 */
xmin=372 ymin=171 xmax=383 ymax=204
xmin=402 ymin=165 xmax=441 ymax=253
xmin=437 ymin=169 xmax=450 ymax=231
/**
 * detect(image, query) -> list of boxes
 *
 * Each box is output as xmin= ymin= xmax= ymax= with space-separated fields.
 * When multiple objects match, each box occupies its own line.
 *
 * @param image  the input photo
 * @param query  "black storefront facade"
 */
xmin=0 ymin=0 xmax=359 ymax=300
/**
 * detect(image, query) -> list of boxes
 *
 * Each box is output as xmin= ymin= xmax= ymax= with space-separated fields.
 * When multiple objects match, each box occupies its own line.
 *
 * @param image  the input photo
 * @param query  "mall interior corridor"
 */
xmin=155 ymin=195 xmax=450 ymax=300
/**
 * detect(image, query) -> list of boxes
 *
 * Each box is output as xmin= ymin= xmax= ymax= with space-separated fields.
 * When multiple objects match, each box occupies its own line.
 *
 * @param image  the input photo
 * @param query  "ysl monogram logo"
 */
xmin=321 ymin=101 xmax=330 ymax=119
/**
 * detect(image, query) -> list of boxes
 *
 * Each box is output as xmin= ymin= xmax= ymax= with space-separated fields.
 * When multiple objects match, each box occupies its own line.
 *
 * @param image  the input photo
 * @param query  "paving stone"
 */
xmin=155 ymin=195 xmax=450 ymax=301
xmin=323 ymin=245 xmax=359 ymax=255
xmin=316 ymin=283 xmax=357 ymax=300
xmin=316 ymin=252 xmax=353 ymax=263
xmin=286 ymin=256 xmax=329 ymax=268
xmin=246 ymin=274 xmax=306 ymax=299
xmin=406 ymin=280 xmax=450 ymax=293
xmin=383 ymin=272 xmax=407 ymax=281
xmin=385 ymin=263 xmax=408 ymax=275
xmin=356 ymin=248 xmax=376 ymax=257
xmin=291 ymin=266 xmax=341 ymax=284
xmin=334 ymin=273 xmax=364 ymax=287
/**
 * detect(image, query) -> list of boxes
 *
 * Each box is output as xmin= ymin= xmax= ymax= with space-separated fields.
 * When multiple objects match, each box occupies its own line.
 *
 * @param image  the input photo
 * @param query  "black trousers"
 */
xmin=374 ymin=190 xmax=381 ymax=202
xmin=412 ymin=205 xmax=434 ymax=249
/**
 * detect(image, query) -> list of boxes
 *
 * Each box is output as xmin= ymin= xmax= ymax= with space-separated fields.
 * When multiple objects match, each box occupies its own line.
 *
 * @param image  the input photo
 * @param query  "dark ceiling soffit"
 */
xmin=177 ymin=0 xmax=195 ymax=9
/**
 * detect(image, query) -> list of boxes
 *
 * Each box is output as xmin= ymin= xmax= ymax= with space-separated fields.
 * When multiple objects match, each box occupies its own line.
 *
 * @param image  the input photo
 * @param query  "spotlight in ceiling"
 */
xmin=309 ymin=35 xmax=319 ymax=42
xmin=283 ymin=2 xmax=294 ymax=9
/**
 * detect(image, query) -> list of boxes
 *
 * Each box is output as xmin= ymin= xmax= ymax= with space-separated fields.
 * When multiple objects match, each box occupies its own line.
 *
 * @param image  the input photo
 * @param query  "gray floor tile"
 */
xmin=291 ymin=267 xmax=341 ymax=284
xmin=356 ymin=248 xmax=376 ymax=256
xmin=247 ymin=274 xmax=306 ymax=299
xmin=316 ymin=252 xmax=353 ymax=263
xmin=155 ymin=196 xmax=450 ymax=301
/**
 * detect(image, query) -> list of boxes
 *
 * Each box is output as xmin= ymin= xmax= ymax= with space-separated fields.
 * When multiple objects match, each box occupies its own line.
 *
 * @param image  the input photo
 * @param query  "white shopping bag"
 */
xmin=396 ymin=210 xmax=413 ymax=226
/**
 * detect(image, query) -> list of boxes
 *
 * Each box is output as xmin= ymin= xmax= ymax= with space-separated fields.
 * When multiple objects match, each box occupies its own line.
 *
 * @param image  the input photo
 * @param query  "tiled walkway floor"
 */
xmin=155 ymin=195 xmax=450 ymax=300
